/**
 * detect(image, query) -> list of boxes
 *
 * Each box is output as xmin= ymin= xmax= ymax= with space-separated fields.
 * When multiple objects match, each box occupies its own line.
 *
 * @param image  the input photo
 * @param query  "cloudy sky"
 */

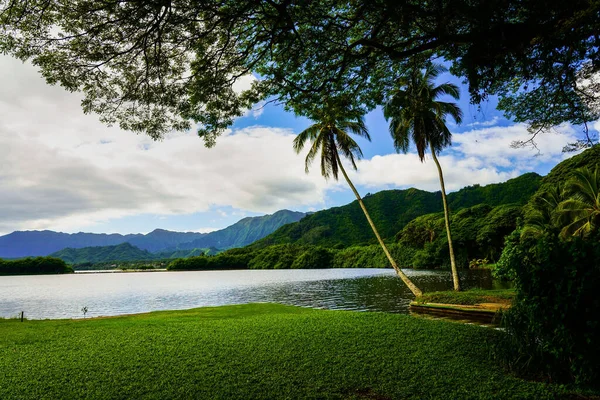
xmin=0 ymin=55 xmax=596 ymax=235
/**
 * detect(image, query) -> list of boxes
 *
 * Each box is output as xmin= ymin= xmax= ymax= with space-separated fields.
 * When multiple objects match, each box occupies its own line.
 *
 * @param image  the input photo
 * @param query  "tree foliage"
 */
xmin=1 ymin=1 xmax=598 ymax=142
xmin=384 ymin=64 xmax=462 ymax=160
xmin=398 ymin=204 xmax=523 ymax=268
xmin=0 ymin=257 xmax=73 ymax=275
xmin=496 ymin=230 xmax=600 ymax=386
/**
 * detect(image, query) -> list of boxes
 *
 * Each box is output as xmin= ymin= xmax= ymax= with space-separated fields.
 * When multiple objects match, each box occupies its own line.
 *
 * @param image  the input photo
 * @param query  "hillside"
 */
xmin=252 ymin=173 xmax=542 ymax=248
xmin=172 ymin=210 xmax=307 ymax=250
xmin=538 ymin=145 xmax=600 ymax=187
xmin=50 ymin=243 xmax=156 ymax=264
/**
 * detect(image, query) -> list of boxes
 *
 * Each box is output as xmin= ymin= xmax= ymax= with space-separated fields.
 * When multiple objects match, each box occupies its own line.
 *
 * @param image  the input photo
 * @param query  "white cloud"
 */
xmin=464 ymin=115 xmax=501 ymax=128
xmin=350 ymin=153 xmax=515 ymax=193
xmin=593 ymin=119 xmax=600 ymax=135
xmin=192 ymin=227 xmax=220 ymax=234
xmin=0 ymin=56 xmax=329 ymax=233
xmin=232 ymin=74 xmax=265 ymax=118
xmin=0 ymin=54 xmax=587 ymax=234
xmin=348 ymin=123 xmax=579 ymax=193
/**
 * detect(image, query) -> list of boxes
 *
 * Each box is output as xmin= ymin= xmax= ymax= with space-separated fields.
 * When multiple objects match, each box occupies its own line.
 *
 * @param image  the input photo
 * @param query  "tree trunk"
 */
xmin=430 ymin=143 xmax=461 ymax=291
xmin=335 ymin=152 xmax=422 ymax=297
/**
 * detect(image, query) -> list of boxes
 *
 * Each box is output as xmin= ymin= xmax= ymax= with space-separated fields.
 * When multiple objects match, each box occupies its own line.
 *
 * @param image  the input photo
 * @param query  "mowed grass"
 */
xmin=416 ymin=289 xmax=516 ymax=306
xmin=0 ymin=303 xmax=558 ymax=399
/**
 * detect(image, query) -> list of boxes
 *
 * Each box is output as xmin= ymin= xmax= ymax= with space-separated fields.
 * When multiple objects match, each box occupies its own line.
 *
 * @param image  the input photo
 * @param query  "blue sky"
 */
xmin=0 ymin=55 xmax=594 ymax=235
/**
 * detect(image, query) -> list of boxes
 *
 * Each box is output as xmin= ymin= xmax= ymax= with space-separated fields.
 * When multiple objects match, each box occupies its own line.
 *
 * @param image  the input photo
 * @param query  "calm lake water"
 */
xmin=0 ymin=268 xmax=509 ymax=319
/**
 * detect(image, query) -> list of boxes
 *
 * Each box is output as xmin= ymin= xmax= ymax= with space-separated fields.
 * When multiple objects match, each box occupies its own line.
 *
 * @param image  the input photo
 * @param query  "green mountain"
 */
xmin=252 ymin=173 xmax=542 ymax=248
xmin=173 ymin=210 xmax=307 ymax=250
xmin=538 ymin=145 xmax=600 ymax=187
xmin=390 ymin=146 xmax=600 ymax=268
xmin=50 ymin=243 xmax=156 ymax=264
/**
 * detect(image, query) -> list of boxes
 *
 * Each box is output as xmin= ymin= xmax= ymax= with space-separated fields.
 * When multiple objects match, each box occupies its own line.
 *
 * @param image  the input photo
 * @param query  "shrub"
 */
xmin=468 ymin=258 xmax=489 ymax=269
xmin=496 ymin=230 xmax=600 ymax=386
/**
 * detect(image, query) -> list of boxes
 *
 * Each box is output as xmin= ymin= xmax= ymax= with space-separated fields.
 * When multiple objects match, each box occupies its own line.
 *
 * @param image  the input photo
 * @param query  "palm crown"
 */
xmin=293 ymin=109 xmax=371 ymax=180
xmin=383 ymin=64 xmax=462 ymax=160
xmin=556 ymin=167 xmax=600 ymax=237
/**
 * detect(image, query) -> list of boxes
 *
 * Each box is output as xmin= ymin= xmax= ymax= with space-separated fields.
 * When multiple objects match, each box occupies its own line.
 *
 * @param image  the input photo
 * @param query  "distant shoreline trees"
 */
xmin=0 ymin=257 xmax=73 ymax=275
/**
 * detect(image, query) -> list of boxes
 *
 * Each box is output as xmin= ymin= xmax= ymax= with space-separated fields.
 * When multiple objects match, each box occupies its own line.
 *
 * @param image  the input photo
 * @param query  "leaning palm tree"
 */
xmin=383 ymin=64 xmax=463 ymax=291
xmin=556 ymin=167 xmax=600 ymax=238
xmin=293 ymin=108 xmax=422 ymax=297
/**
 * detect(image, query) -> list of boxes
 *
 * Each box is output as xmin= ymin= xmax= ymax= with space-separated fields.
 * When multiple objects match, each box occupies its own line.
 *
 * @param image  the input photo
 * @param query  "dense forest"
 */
xmin=0 ymin=257 xmax=73 ymax=275
xmin=252 ymin=173 xmax=541 ymax=248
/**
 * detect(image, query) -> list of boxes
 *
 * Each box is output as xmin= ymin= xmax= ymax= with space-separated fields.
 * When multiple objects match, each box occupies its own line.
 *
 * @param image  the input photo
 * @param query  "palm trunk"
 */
xmin=335 ymin=152 xmax=422 ymax=297
xmin=430 ymin=143 xmax=461 ymax=291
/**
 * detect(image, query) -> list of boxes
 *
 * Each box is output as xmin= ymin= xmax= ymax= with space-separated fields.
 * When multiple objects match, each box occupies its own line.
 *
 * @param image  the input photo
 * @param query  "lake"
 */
xmin=0 ymin=268 xmax=509 ymax=319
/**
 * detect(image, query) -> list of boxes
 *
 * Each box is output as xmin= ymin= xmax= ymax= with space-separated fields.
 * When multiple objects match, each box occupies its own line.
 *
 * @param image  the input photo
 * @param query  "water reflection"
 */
xmin=0 ymin=269 xmax=509 ymax=319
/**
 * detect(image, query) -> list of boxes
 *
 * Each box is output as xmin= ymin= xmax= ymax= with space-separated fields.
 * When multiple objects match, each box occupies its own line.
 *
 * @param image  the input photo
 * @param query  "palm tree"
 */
xmin=556 ymin=167 xmax=600 ymax=238
xmin=293 ymin=108 xmax=422 ymax=297
xmin=383 ymin=64 xmax=463 ymax=291
xmin=521 ymin=185 xmax=565 ymax=238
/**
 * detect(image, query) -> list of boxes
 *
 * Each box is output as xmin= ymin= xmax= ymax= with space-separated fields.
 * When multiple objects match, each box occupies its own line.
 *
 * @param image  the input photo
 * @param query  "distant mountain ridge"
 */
xmin=0 ymin=209 xmax=307 ymax=258
xmin=170 ymin=210 xmax=307 ymax=251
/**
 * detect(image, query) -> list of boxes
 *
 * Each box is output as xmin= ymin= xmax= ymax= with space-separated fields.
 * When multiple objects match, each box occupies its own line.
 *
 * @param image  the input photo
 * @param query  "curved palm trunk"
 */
xmin=335 ymin=152 xmax=422 ymax=297
xmin=430 ymin=143 xmax=461 ymax=291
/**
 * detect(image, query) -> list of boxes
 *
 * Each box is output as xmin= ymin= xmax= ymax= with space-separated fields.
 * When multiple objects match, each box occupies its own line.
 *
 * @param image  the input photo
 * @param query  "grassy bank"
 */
xmin=415 ymin=289 xmax=516 ymax=306
xmin=0 ymin=303 xmax=561 ymax=399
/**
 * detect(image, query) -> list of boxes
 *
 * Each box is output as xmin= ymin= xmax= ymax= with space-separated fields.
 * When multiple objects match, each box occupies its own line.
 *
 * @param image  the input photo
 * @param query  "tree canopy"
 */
xmin=1 ymin=0 xmax=598 ymax=144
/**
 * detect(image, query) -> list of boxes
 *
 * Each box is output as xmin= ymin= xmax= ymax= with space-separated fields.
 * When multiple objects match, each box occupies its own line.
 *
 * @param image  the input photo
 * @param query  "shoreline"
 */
xmin=74 ymin=268 xmax=168 ymax=274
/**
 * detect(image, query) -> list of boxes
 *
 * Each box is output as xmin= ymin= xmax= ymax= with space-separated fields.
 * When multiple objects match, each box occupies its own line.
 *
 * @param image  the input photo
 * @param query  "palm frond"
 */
xmin=435 ymin=101 xmax=463 ymax=124
xmin=431 ymin=83 xmax=461 ymax=101
xmin=340 ymin=118 xmax=371 ymax=141
xmin=293 ymin=124 xmax=321 ymax=154
xmin=384 ymin=63 xmax=461 ymax=163
xmin=304 ymin=131 xmax=323 ymax=174
xmin=424 ymin=64 xmax=447 ymax=84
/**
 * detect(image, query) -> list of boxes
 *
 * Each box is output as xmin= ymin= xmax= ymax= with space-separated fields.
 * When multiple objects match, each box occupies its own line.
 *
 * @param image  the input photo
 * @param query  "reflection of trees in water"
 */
xmin=231 ymin=270 xmax=504 ymax=314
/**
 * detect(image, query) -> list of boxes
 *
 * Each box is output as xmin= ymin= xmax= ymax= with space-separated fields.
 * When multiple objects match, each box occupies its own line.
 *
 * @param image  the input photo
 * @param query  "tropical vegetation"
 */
xmin=490 ymin=153 xmax=600 ymax=386
xmin=384 ymin=63 xmax=463 ymax=290
xmin=1 ymin=1 xmax=597 ymax=145
xmin=292 ymin=104 xmax=421 ymax=296
xmin=0 ymin=257 xmax=72 ymax=275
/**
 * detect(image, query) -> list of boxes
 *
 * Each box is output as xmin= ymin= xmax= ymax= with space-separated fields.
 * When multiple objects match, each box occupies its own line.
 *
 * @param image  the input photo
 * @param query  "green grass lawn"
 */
xmin=415 ymin=289 xmax=516 ymax=306
xmin=0 ymin=303 xmax=561 ymax=399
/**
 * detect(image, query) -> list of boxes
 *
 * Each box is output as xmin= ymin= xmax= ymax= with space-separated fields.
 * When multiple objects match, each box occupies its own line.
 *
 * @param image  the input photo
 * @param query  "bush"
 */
xmin=468 ymin=258 xmax=489 ymax=269
xmin=496 ymin=230 xmax=600 ymax=386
